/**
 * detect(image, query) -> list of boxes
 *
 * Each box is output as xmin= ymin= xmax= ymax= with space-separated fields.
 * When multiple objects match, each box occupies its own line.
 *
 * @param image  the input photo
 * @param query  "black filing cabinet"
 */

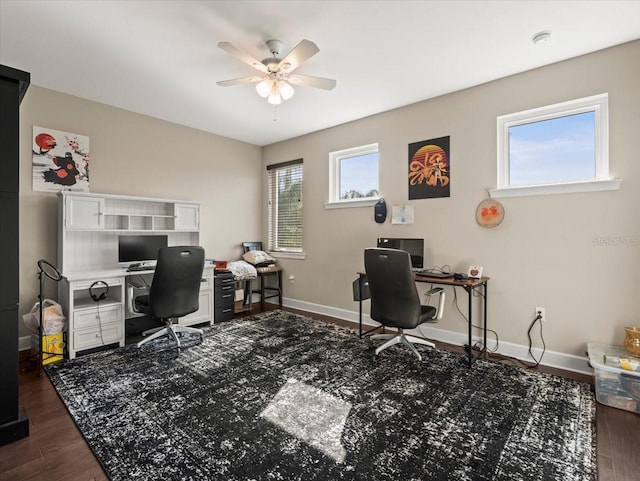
xmin=214 ymin=271 xmax=235 ymax=322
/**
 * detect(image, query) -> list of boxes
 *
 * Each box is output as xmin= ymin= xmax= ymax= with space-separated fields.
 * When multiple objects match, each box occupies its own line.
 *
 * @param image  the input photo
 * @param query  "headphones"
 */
xmin=89 ymin=280 xmax=109 ymax=302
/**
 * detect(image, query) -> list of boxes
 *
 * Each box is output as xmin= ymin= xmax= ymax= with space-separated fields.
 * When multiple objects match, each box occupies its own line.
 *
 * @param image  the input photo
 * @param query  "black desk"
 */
xmin=356 ymin=272 xmax=489 ymax=367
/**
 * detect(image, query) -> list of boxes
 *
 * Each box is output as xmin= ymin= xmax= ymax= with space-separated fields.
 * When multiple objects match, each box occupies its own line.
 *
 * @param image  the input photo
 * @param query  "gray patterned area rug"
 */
xmin=46 ymin=310 xmax=596 ymax=481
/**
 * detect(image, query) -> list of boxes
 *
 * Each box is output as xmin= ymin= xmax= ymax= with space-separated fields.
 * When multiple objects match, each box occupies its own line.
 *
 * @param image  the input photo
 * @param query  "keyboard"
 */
xmin=415 ymin=270 xmax=453 ymax=278
xmin=127 ymin=265 xmax=155 ymax=272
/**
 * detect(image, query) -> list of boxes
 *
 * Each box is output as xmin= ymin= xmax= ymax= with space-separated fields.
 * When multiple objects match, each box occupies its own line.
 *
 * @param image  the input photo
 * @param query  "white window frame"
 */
xmin=267 ymin=159 xmax=305 ymax=259
xmin=325 ymin=143 xmax=380 ymax=209
xmin=490 ymin=93 xmax=620 ymax=198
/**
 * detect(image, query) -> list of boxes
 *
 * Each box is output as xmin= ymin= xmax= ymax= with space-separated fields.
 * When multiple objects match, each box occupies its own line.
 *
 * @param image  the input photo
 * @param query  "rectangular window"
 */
xmin=327 ymin=143 xmax=379 ymax=208
xmin=267 ymin=159 xmax=303 ymax=253
xmin=492 ymin=93 xmax=619 ymax=197
xmin=509 ymin=111 xmax=595 ymax=185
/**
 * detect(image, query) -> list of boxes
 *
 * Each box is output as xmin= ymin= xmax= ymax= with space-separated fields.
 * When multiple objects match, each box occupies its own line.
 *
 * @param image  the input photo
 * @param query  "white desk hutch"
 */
xmin=57 ymin=191 xmax=213 ymax=359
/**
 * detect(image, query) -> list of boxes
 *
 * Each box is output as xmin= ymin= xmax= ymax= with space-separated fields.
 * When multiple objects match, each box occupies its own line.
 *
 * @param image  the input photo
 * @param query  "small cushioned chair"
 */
xmin=136 ymin=246 xmax=205 ymax=351
xmin=242 ymin=242 xmax=283 ymax=310
xmin=364 ymin=247 xmax=445 ymax=361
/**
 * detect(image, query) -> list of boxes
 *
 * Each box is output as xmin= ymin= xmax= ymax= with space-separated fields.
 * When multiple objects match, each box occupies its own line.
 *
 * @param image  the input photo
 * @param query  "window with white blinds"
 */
xmin=267 ymin=159 xmax=303 ymax=253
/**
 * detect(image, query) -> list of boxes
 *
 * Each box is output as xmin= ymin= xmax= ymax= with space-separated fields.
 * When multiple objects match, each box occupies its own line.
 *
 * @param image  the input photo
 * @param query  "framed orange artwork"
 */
xmin=476 ymin=199 xmax=504 ymax=228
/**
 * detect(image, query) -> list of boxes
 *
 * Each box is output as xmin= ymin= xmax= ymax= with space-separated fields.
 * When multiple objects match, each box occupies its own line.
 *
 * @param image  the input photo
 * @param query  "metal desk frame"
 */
xmin=356 ymin=272 xmax=489 ymax=367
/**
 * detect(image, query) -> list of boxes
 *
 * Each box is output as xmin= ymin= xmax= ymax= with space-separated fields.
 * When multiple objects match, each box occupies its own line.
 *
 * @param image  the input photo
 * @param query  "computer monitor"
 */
xmin=376 ymin=237 xmax=424 ymax=270
xmin=118 ymin=234 xmax=168 ymax=265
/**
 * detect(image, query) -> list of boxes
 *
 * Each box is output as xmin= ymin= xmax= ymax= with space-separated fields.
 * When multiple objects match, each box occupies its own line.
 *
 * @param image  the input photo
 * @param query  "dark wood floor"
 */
xmin=2 ymin=305 xmax=639 ymax=480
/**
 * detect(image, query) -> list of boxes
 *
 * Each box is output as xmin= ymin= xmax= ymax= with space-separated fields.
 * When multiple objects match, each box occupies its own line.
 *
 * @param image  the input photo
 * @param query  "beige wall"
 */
xmin=17 ymin=40 xmax=640 ymax=357
xmin=18 ymin=86 xmax=262 ymax=338
xmin=263 ymin=40 xmax=640 ymax=357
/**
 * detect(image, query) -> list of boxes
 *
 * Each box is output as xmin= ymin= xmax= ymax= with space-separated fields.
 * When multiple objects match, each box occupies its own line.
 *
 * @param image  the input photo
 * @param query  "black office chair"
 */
xmin=136 ymin=246 xmax=205 ymax=351
xmin=242 ymin=242 xmax=283 ymax=309
xmin=364 ymin=248 xmax=445 ymax=361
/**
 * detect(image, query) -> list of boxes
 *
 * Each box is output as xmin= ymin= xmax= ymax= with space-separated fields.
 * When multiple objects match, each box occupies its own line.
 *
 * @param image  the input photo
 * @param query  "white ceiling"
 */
xmin=2 ymin=0 xmax=639 ymax=147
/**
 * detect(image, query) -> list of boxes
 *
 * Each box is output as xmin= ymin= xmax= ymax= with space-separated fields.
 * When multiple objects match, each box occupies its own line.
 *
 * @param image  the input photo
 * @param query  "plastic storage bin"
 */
xmin=587 ymin=342 xmax=640 ymax=413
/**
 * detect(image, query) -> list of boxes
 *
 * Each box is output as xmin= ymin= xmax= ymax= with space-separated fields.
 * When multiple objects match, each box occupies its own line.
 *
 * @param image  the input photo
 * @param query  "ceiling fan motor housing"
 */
xmin=262 ymin=58 xmax=281 ymax=71
xmin=266 ymin=39 xmax=284 ymax=57
xmin=263 ymin=40 xmax=285 ymax=72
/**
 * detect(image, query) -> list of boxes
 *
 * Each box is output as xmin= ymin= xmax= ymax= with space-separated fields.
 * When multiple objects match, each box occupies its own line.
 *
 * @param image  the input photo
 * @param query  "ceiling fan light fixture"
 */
xmin=267 ymin=83 xmax=282 ymax=105
xmin=277 ymin=80 xmax=295 ymax=100
xmin=256 ymin=79 xmax=272 ymax=98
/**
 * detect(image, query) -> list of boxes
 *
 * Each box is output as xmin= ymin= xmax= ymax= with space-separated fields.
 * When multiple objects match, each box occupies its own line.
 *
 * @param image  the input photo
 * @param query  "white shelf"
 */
xmin=61 ymin=192 xmax=198 ymax=233
xmin=104 ymin=213 xmax=178 ymax=231
xmin=73 ymin=296 xmax=122 ymax=310
xmin=58 ymin=191 xmax=201 ymax=279
xmin=104 ymin=212 xmax=174 ymax=217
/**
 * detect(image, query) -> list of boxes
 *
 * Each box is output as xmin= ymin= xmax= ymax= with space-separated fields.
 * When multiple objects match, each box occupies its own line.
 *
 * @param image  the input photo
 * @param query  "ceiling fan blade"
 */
xmin=218 ymin=42 xmax=268 ymax=73
xmin=288 ymin=74 xmax=336 ymax=90
xmin=278 ymin=39 xmax=319 ymax=72
xmin=216 ymin=76 xmax=263 ymax=87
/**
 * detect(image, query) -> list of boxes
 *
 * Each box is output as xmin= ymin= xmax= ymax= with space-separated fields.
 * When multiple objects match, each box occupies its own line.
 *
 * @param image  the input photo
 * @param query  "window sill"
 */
xmin=269 ymin=251 xmax=306 ymax=260
xmin=324 ymin=198 xmax=379 ymax=209
xmin=489 ymin=179 xmax=622 ymax=198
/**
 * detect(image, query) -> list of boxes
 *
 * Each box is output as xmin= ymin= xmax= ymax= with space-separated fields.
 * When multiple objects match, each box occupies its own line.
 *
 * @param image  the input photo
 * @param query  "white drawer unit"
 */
xmin=73 ymin=304 xmax=122 ymax=330
xmin=60 ymin=275 xmax=126 ymax=359
xmin=73 ymin=308 xmax=124 ymax=352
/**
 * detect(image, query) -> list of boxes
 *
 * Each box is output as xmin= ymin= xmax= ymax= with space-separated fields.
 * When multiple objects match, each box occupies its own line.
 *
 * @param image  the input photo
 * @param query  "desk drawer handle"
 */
xmin=222 ymin=308 xmax=232 ymax=313
xmin=222 ymin=294 xmax=232 ymax=299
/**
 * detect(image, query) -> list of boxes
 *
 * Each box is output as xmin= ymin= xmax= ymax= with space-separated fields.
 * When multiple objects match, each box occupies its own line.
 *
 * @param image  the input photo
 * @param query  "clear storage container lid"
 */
xmin=587 ymin=342 xmax=640 ymax=378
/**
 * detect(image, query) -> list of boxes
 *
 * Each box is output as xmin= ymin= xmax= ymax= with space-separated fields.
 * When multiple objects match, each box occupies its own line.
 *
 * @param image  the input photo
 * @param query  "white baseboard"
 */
xmin=280 ymin=297 xmax=593 ymax=376
xmin=19 ymin=298 xmax=591 ymax=375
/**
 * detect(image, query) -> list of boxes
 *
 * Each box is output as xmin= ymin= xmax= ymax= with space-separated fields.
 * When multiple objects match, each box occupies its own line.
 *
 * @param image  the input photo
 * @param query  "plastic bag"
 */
xmin=22 ymin=299 xmax=66 ymax=335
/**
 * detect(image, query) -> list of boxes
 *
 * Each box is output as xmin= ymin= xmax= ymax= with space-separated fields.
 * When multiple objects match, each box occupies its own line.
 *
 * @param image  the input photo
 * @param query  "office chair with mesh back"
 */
xmin=136 ymin=246 xmax=205 ymax=351
xmin=242 ymin=242 xmax=283 ymax=309
xmin=364 ymin=247 xmax=445 ymax=361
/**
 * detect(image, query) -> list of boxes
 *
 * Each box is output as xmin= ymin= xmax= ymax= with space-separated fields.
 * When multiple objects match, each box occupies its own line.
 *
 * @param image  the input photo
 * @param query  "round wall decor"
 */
xmin=475 ymin=198 xmax=505 ymax=228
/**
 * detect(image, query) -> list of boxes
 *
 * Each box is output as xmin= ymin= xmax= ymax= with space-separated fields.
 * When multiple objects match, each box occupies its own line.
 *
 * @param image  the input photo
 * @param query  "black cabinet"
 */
xmin=0 ymin=65 xmax=30 ymax=446
xmin=214 ymin=271 xmax=235 ymax=322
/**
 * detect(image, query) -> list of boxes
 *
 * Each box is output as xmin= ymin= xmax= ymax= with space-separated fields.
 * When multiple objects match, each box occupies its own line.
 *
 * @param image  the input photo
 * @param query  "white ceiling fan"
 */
xmin=216 ymin=39 xmax=336 ymax=105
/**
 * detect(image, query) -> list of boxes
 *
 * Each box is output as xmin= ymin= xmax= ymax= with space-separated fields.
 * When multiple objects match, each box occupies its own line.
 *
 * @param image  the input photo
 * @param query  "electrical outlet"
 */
xmin=535 ymin=307 xmax=546 ymax=322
